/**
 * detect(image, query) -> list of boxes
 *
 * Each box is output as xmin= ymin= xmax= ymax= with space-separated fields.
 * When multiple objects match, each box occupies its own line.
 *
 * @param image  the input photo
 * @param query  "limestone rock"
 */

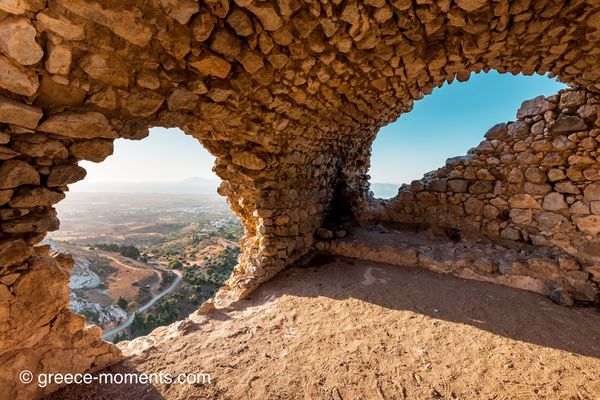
xmin=47 ymin=165 xmax=87 ymax=187
xmin=204 ymin=0 xmax=229 ymax=18
xmin=0 ymin=98 xmax=42 ymax=129
xmin=0 ymin=17 xmax=44 ymax=66
xmin=231 ymin=151 xmax=266 ymax=170
xmin=8 ymin=187 xmax=65 ymax=207
xmin=79 ymin=53 xmax=129 ymax=88
xmin=549 ymin=116 xmax=587 ymax=134
xmin=190 ymin=53 xmax=231 ymax=78
xmin=0 ymin=160 xmax=40 ymax=189
xmin=57 ymin=0 xmax=153 ymax=47
xmin=455 ymin=0 xmax=487 ymax=12
xmin=246 ymin=2 xmax=283 ymax=31
xmin=508 ymin=194 xmax=541 ymax=209
xmin=0 ymin=239 xmax=32 ymax=268
xmin=517 ymin=96 xmax=553 ymax=119
xmin=167 ymin=88 xmax=198 ymax=110
xmin=38 ymin=112 xmax=118 ymax=139
xmin=45 ymin=43 xmax=72 ymax=75
xmin=227 ymin=9 xmax=254 ymax=36
xmin=159 ymin=0 xmax=199 ymax=24
xmin=0 ymin=54 xmax=39 ymax=96
xmin=36 ymin=12 xmax=85 ymax=40
xmin=0 ymin=0 xmax=29 ymax=14
xmin=584 ymin=182 xmax=600 ymax=201
xmin=575 ymin=215 xmax=600 ymax=235
xmin=542 ymin=193 xmax=567 ymax=211
xmin=69 ymin=139 xmax=114 ymax=162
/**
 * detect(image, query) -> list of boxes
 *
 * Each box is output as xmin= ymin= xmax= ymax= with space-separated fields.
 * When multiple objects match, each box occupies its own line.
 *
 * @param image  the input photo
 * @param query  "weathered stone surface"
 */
xmin=8 ymin=187 xmax=65 ymax=207
xmin=517 ymin=96 xmax=553 ymax=119
xmin=159 ymin=0 xmax=199 ymax=24
xmin=167 ymin=88 xmax=198 ymax=110
xmin=549 ymin=116 xmax=587 ymax=134
xmin=0 ymin=0 xmax=29 ymax=14
xmin=231 ymin=151 xmax=266 ymax=170
xmin=575 ymin=215 xmax=600 ymax=235
xmin=47 ymin=165 xmax=87 ymax=187
xmin=0 ymin=54 xmax=39 ymax=96
xmin=508 ymin=194 xmax=541 ymax=209
xmin=455 ymin=0 xmax=487 ymax=12
xmin=584 ymin=183 xmax=600 ymax=201
xmin=57 ymin=0 xmax=153 ymax=47
xmin=78 ymin=53 xmax=129 ymax=88
xmin=189 ymin=53 xmax=231 ymax=78
xmin=45 ymin=44 xmax=72 ymax=75
xmin=69 ymin=139 xmax=114 ymax=162
xmin=0 ymin=160 xmax=40 ymax=189
xmin=37 ymin=112 xmax=118 ymax=139
xmin=0 ymin=239 xmax=32 ymax=268
xmin=543 ymin=193 xmax=568 ymax=211
xmin=36 ymin=12 xmax=85 ymax=40
xmin=0 ymin=98 xmax=42 ymax=129
xmin=0 ymin=17 xmax=43 ymax=65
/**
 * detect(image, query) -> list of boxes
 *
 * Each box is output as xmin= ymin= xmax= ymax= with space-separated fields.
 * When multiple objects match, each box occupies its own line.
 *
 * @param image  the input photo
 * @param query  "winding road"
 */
xmin=101 ymin=256 xmax=183 ymax=340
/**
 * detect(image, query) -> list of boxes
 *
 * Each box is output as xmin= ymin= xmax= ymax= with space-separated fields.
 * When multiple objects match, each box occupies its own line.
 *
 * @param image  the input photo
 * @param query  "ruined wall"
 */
xmin=357 ymin=88 xmax=600 ymax=303
xmin=2 ymin=0 xmax=600 ymax=398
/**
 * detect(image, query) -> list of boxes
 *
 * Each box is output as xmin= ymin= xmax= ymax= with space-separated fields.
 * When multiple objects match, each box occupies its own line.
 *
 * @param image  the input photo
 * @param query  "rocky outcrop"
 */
xmin=0 ymin=0 xmax=599 ymax=398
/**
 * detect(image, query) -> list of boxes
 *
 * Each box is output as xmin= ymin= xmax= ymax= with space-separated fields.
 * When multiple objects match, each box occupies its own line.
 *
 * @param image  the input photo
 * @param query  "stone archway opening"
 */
xmin=2 ymin=0 xmax=600 ymax=398
xmin=46 ymin=127 xmax=243 ymax=343
xmin=367 ymin=71 xmax=568 ymax=199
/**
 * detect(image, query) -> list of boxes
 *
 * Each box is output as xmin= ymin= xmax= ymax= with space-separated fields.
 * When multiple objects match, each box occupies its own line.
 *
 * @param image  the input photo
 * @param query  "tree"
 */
xmin=117 ymin=296 xmax=128 ymax=310
xmin=168 ymin=259 xmax=183 ymax=269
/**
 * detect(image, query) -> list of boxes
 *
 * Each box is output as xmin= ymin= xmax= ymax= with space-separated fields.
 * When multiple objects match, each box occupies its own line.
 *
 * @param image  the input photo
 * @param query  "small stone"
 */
xmin=47 ymin=164 xmax=87 ymax=187
xmin=574 ymin=215 xmax=600 ymax=235
xmin=167 ymin=88 xmax=198 ymax=110
xmin=190 ymin=53 xmax=231 ymax=78
xmin=45 ymin=43 xmax=72 ymax=75
xmin=38 ymin=112 xmax=118 ymax=139
xmin=0 ymin=98 xmax=42 ymax=129
xmin=559 ymin=91 xmax=587 ymax=109
xmin=507 ymin=120 xmax=529 ymax=138
xmin=231 ymin=151 xmax=266 ymax=170
xmin=508 ymin=194 xmax=541 ymax=209
xmin=447 ymin=179 xmax=468 ymax=193
xmin=0 ymin=189 xmax=13 ymax=205
xmin=0 ymin=17 xmax=44 ymax=65
xmin=0 ymin=160 xmax=40 ymax=189
xmin=316 ymin=228 xmax=334 ymax=239
xmin=549 ymin=116 xmax=587 ymax=134
xmin=550 ymin=289 xmax=574 ymax=306
xmin=204 ymin=0 xmax=229 ymax=18
xmin=159 ymin=0 xmax=199 ymax=24
xmin=190 ymin=11 xmax=215 ymax=42
xmin=543 ymin=193 xmax=568 ymax=211
xmin=238 ymin=49 xmax=264 ymax=73
xmin=455 ymin=0 xmax=487 ymax=12
xmin=517 ymin=96 xmax=553 ymax=119
xmin=36 ymin=12 xmax=85 ymax=40
xmin=227 ymin=9 xmax=254 ymax=36
xmin=210 ymin=29 xmax=242 ymax=58
xmin=8 ymin=187 xmax=65 ymax=208
xmin=0 ymin=0 xmax=29 ymax=14
xmin=69 ymin=139 xmax=114 ymax=162
xmin=0 ymin=54 xmax=39 ymax=96
xmin=247 ymin=2 xmax=283 ymax=31
xmin=0 ymin=239 xmax=32 ymax=268
xmin=584 ymin=182 xmax=600 ymax=201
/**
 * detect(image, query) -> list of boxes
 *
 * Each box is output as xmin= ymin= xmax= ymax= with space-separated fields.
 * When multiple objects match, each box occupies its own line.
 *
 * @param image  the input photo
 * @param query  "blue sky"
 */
xmin=75 ymin=71 xmax=567 ymax=190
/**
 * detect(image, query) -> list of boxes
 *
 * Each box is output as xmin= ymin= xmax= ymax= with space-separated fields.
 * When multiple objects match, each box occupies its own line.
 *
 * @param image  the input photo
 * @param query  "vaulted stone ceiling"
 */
xmin=2 ymin=0 xmax=600 ymax=398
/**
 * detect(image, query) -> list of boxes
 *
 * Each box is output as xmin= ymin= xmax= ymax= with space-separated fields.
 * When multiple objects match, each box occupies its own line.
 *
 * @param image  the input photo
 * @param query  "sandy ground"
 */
xmin=48 ymin=255 xmax=600 ymax=400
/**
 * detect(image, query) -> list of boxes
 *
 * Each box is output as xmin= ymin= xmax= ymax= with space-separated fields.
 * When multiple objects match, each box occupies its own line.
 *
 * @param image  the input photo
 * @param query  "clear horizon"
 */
xmin=72 ymin=71 xmax=567 ymax=192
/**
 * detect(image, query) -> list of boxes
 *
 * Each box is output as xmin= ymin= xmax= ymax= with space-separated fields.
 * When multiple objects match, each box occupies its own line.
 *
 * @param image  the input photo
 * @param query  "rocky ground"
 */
xmin=49 ymin=255 xmax=600 ymax=400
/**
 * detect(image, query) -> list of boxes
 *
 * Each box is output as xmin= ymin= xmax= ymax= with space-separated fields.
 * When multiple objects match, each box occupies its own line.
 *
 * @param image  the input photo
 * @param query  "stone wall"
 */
xmin=1 ymin=0 xmax=600 ymax=398
xmin=357 ymin=88 xmax=600 ymax=303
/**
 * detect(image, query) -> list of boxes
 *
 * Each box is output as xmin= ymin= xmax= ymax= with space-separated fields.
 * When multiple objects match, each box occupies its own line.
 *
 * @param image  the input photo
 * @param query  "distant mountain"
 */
xmin=71 ymin=177 xmax=220 ymax=194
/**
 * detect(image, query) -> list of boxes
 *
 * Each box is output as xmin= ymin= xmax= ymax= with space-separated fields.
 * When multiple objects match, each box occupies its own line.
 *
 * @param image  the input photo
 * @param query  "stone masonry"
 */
xmin=0 ymin=0 xmax=599 ymax=398
xmin=357 ymin=89 xmax=600 ymax=304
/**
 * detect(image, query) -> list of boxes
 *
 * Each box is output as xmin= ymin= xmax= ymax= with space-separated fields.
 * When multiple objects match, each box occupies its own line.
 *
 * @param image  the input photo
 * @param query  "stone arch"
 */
xmin=1 ymin=0 xmax=600 ymax=398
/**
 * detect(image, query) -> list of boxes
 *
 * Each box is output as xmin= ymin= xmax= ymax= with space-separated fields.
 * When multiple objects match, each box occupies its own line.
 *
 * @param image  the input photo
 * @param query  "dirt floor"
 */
xmin=48 ymin=256 xmax=600 ymax=400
